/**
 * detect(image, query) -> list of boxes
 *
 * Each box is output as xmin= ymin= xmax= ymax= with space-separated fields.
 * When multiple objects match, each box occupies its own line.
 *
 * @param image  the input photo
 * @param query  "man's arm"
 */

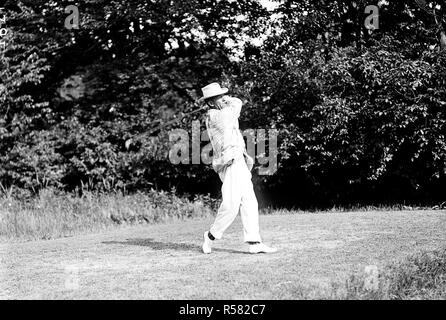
xmin=231 ymin=97 xmax=242 ymax=118
xmin=220 ymin=97 xmax=242 ymax=122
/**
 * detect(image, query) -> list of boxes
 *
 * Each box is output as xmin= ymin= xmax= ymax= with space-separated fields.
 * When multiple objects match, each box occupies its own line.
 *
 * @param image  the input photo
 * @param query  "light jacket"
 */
xmin=205 ymin=97 xmax=254 ymax=173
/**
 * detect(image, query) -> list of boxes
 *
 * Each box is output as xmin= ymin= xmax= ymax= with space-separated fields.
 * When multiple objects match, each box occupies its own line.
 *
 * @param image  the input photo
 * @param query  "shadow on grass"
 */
xmin=102 ymin=238 xmax=249 ymax=254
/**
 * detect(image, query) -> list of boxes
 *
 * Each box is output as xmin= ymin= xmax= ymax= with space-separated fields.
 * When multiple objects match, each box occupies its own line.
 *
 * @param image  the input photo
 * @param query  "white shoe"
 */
xmin=249 ymin=242 xmax=277 ymax=254
xmin=202 ymin=231 xmax=213 ymax=254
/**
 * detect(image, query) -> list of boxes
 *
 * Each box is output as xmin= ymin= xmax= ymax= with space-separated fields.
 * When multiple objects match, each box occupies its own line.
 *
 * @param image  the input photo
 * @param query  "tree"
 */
xmin=233 ymin=0 xmax=446 ymax=206
xmin=0 ymin=0 xmax=270 ymax=193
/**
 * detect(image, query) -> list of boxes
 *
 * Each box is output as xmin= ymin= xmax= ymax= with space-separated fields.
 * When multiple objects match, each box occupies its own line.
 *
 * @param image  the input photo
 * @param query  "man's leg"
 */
xmin=239 ymin=161 xmax=277 ymax=253
xmin=239 ymin=163 xmax=262 ymax=243
xmin=208 ymin=160 xmax=243 ymax=240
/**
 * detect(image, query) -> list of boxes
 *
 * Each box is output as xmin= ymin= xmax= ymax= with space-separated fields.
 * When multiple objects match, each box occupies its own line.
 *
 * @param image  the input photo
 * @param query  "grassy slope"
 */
xmin=0 ymin=190 xmax=216 ymax=241
xmin=1 ymin=210 xmax=445 ymax=299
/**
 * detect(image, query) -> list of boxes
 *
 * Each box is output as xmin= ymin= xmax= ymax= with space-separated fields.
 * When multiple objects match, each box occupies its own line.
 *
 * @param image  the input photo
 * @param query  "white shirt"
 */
xmin=205 ymin=97 xmax=247 ymax=172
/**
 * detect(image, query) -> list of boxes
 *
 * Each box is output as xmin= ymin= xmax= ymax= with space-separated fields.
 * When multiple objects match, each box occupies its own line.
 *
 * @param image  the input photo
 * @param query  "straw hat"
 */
xmin=198 ymin=83 xmax=228 ymax=102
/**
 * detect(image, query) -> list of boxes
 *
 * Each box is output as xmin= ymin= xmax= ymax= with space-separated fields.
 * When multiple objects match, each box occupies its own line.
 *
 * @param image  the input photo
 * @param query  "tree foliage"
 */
xmin=0 ymin=0 xmax=445 ymax=206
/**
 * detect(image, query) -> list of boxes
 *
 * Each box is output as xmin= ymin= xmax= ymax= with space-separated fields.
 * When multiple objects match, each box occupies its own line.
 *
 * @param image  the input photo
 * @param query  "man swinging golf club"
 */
xmin=199 ymin=82 xmax=277 ymax=254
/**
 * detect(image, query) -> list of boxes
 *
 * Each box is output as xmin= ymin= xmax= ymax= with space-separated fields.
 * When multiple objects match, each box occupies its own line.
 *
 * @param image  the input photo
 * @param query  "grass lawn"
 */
xmin=1 ymin=210 xmax=445 ymax=299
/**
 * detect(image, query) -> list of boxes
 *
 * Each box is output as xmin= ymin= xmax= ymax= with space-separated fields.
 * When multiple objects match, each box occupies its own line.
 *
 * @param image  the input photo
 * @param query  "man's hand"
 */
xmin=244 ymin=154 xmax=254 ymax=171
xmin=221 ymin=159 xmax=234 ymax=171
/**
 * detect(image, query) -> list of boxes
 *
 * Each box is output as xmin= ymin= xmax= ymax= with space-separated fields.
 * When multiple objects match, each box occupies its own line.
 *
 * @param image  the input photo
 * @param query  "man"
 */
xmin=199 ymin=82 xmax=277 ymax=254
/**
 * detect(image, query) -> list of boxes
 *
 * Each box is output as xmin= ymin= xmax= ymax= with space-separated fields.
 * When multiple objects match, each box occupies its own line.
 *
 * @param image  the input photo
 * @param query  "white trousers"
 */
xmin=209 ymin=155 xmax=262 ymax=243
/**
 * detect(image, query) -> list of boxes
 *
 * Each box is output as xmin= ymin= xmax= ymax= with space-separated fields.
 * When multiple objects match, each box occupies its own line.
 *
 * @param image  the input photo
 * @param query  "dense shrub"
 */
xmin=1 ymin=1 xmax=445 ymax=207
xmin=234 ymin=10 xmax=446 ymax=206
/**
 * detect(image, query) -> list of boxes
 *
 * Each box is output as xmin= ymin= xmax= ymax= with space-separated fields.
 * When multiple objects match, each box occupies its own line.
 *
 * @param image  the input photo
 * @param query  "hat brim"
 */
xmin=198 ymin=88 xmax=228 ymax=102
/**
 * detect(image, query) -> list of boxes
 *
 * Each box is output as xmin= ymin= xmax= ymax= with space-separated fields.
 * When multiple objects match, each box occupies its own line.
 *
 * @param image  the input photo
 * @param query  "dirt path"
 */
xmin=1 ymin=210 xmax=445 ymax=299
